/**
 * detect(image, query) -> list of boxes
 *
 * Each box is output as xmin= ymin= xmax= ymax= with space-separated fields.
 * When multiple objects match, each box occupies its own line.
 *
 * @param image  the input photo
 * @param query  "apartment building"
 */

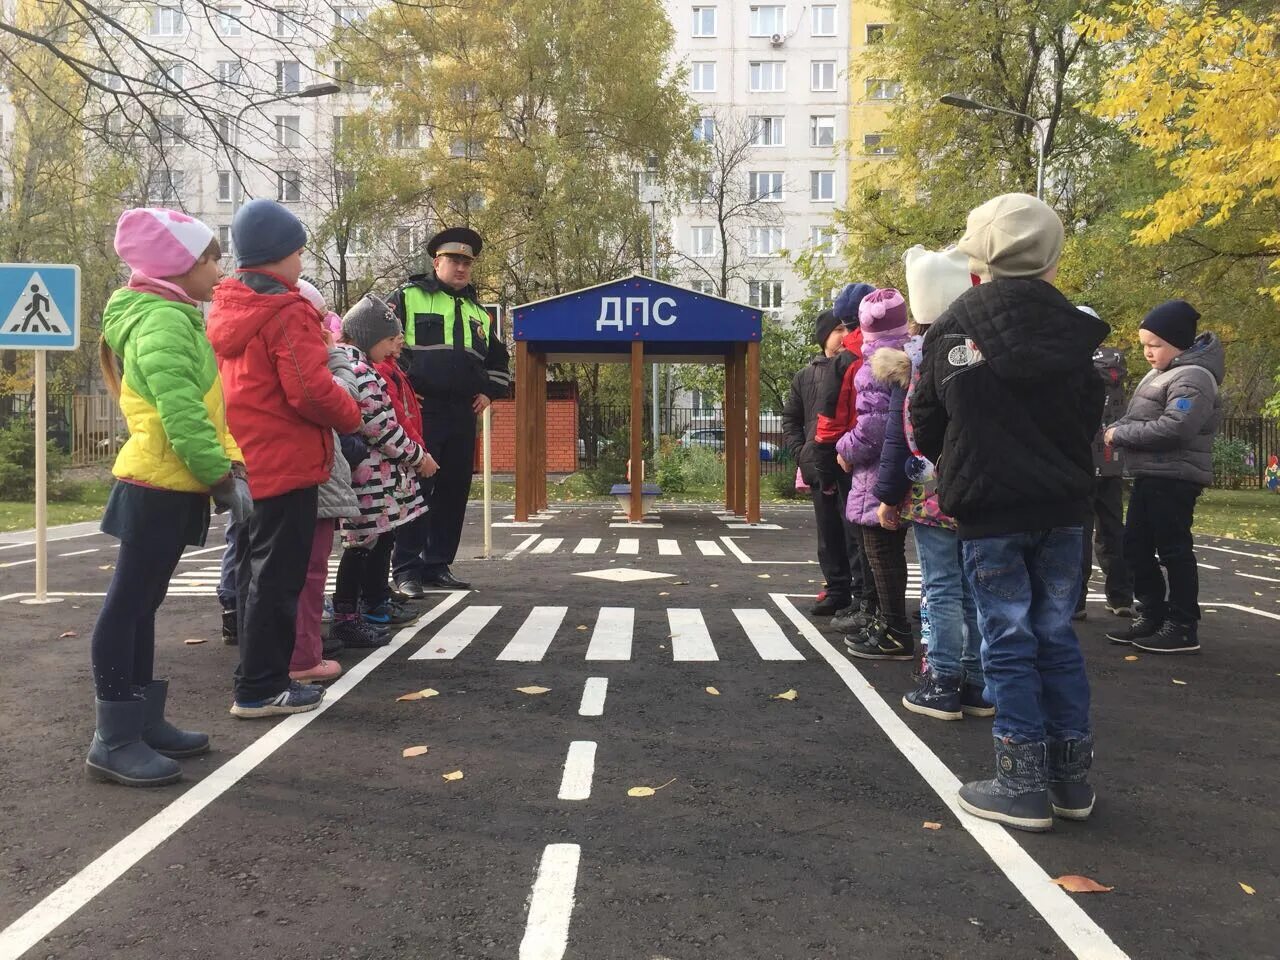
xmin=847 ymin=3 xmax=897 ymax=198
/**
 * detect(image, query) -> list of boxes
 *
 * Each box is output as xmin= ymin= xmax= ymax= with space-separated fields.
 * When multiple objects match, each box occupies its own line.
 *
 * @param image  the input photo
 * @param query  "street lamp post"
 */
xmin=640 ymin=184 xmax=662 ymax=463
xmin=228 ymin=82 xmax=341 ymax=216
xmin=939 ymin=93 xmax=1047 ymax=201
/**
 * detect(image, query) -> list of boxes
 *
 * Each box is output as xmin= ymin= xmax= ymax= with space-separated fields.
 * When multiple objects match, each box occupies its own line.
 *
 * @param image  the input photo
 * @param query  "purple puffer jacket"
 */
xmin=836 ymin=332 xmax=911 ymax=526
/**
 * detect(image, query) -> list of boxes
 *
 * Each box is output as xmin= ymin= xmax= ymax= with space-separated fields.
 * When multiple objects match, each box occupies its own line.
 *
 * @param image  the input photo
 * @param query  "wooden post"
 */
xmin=514 ymin=341 xmax=531 ymax=522
xmin=535 ymin=351 xmax=548 ymax=512
xmin=629 ymin=340 xmax=645 ymax=522
xmin=722 ymin=350 xmax=738 ymax=514
xmin=733 ymin=343 xmax=748 ymax=516
xmin=746 ymin=340 xmax=762 ymax=523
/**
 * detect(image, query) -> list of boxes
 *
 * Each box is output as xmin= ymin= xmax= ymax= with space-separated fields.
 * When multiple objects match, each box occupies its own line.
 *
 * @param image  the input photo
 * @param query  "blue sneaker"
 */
xmin=230 ymin=681 xmax=325 ymax=719
xmin=361 ymin=600 xmax=417 ymax=626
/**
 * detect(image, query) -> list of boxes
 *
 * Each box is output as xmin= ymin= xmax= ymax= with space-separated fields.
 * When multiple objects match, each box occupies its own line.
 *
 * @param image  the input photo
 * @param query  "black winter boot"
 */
xmin=86 ymin=698 xmax=182 ymax=787
xmin=902 ymin=672 xmax=962 ymax=720
xmin=1133 ymin=619 xmax=1199 ymax=654
xmin=1105 ymin=614 xmax=1162 ymax=646
xmin=139 ymin=680 xmax=210 ymax=758
xmin=1047 ymin=735 xmax=1095 ymax=820
xmin=958 ymin=739 xmax=1053 ymax=832
xmin=221 ymin=608 xmax=238 ymax=646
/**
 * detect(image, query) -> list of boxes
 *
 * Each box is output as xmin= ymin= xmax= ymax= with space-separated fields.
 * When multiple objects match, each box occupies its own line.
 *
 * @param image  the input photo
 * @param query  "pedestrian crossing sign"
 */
xmin=0 ymin=263 xmax=80 ymax=351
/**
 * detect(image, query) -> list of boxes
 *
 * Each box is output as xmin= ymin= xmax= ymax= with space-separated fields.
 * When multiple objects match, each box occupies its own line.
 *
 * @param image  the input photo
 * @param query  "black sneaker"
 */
xmin=330 ymin=618 xmax=390 ymax=649
xmin=845 ymin=625 xmax=914 ymax=661
xmin=1133 ymin=620 xmax=1199 ymax=654
xmin=810 ymin=593 xmax=850 ymax=617
xmin=1106 ymin=615 xmax=1162 ymax=646
xmin=902 ymin=674 xmax=962 ymax=720
xmin=221 ymin=609 xmax=238 ymax=646
xmin=960 ymin=683 xmax=995 ymax=717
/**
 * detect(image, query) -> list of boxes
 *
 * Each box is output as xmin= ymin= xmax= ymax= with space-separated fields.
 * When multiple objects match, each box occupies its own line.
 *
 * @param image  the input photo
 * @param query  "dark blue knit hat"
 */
xmin=1140 ymin=299 xmax=1200 ymax=351
xmin=232 ymin=198 xmax=307 ymax=268
xmin=832 ymin=282 xmax=876 ymax=324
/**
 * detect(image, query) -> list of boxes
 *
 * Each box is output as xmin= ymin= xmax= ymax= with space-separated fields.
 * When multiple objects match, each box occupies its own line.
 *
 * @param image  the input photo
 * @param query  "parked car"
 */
xmin=676 ymin=427 xmax=779 ymax=462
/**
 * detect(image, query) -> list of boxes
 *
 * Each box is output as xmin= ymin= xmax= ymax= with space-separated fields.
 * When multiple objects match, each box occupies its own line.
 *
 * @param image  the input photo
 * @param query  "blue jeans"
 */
xmin=217 ymin=518 xmax=238 ymax=611
xmin=914 ymin=523 xmax=982 ymax=686
xmin=962 ymin=527 xmax=1091 ymax=743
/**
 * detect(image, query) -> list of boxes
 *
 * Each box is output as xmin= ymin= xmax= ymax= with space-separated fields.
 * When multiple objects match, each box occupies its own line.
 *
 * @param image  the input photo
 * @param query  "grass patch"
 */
xmin=0 ymin=479 xmax=115 ymax=532
xmin=1193 ymin=488 xmax=1280 ymax=545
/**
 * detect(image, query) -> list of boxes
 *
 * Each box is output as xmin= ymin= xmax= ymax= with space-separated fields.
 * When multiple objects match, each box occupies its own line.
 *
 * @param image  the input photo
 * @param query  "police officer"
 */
xmin=387 ymin=227 xmax=510 ymax=594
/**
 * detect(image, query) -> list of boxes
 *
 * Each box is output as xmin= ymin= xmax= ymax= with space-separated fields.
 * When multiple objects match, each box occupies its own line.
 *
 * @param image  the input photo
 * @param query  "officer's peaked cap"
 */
xmin=428 ymin=226 xmax=483 ymax=260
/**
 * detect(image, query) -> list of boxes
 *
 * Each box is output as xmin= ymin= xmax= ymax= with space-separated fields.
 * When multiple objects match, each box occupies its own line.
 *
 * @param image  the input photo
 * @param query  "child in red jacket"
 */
xmin=207 ymin=199 xmax=361 ymax=719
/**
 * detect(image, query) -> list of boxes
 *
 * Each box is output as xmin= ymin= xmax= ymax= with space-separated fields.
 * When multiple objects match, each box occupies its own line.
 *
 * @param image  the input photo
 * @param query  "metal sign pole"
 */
xmin=482 ymin=405 xmax=493 ymax=559
xmin=33 ymin=349 xmax=48 ymax=602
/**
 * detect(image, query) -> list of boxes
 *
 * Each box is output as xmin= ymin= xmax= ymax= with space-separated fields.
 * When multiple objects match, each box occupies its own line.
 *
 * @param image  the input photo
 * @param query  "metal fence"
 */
xmin=0 ymin=392 xmax=123 ymax=467
xmin=1214 ymin=417 xmax=1280 ymax=489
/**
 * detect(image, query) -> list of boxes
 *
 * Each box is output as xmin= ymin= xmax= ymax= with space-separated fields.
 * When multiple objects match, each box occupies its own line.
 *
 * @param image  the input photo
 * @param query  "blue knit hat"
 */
xmin=832 ymin=282 xmax=876 ymax=325
xmin=232 ymin=198 xmax=307 ymax=268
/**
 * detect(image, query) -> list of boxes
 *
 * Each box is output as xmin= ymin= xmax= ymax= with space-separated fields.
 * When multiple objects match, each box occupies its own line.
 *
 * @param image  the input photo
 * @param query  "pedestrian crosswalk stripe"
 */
xmin=657 ymin=539 xmax=681 ymax=556
xmin=585 ymin=606 xmax=633 ymax=661
xmin=667 ymin=608 xmax=718 ymax=662
xmin=497 ymin=606 xmax=568 ymax=661
xmin=617 ymin=538 xmax=639 ymax=555
xmin=531 ymin=538 xmax=563 ymax=555
xmin=573 ymin=538 xmax=600 ymax=555
xmin=733 ymin=609 xmax=805 ymax=661
xmin=408 ymin=605 xmax=501 ymax=660
xmin=695 ymin=540 xmax=725 ymax=557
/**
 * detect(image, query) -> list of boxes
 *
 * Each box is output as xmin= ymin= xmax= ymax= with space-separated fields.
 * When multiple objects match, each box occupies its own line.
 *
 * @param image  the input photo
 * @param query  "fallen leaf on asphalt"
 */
xmin=705 ymin=686 xmax=720 ymax=696
xmin=58 ymin=630 xmax=77 ymax=639
xmin=396 ymin=688 xmax=439 ymax=701
xmin=401 ymin=745 xmax=429 ymax=758
xmin=922 ymin=821 xmax=942 ymax=830
xmin=1239 ymin=882 xmax=1255 ymax=895
xmin=757 ymin=573 xmax=771 ymax=579
xmin=673 ymin=581 xmax=690 ymax=585
xmin=442 ymin=770 xmax=464 ymax=781
xmin=183 ymin=638 xmax=208 ymax=645
xmin=99 ymin=564 xmax=114 ymax=570
xmin=1172 ymin=679 xmax=1188 ymax=686
xmin=773 ymin=689 xmax=798 ymax=701
xmin=658 ymin=592 xmax=670 ymax=597
xmin=1051 ymin=875 xmax=1113 ymax=893
xmin=516 ymin=685 xmax=551 ymax=695
xmin=710 ymin=583 xmax=719 ymax=588
xmin=576 ymin=625 xmax=587 ymax=631
xmin=627 ymin=778 xmax=676 ymax=798
xmin=435 ymin=648 xmax=447 ymax=654
xmin=1124 ymin=655 xmax=1138 ymax=662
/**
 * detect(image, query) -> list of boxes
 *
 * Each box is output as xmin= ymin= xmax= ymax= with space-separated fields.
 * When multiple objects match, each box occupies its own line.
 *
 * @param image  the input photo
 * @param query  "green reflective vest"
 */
xmin=402 ymin=285 xmax=492 ymax=361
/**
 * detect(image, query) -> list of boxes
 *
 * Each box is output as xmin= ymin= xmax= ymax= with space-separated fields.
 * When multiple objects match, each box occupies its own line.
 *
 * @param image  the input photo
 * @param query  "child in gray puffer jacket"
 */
xmin=1104 ymin=299 xmax=1223 ymax=655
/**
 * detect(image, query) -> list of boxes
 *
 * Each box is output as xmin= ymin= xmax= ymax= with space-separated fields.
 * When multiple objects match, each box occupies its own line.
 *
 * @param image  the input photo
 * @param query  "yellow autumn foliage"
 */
xmin=1081 ymin=2 xmax=1280 ymax=301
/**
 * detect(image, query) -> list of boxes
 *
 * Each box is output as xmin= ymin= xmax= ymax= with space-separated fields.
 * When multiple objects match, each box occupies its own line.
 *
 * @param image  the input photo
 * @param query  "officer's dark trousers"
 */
xmin=812 ymin=471 xmax=864 ymax=607
xmin=1079 ymin=476 xmax=1134 ymax=610
xmin=393 ymin=400 xmax=475 ymax=582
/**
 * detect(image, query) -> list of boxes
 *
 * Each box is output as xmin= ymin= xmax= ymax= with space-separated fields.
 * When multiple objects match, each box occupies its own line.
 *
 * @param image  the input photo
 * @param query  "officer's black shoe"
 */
xmin=809 ymin=594 xmax=849 ymax=617
xmin=393 ymin=578 xmax=425 ymax=600
xmin=430 ymin=569 xmax=472 ymax=591
xmin=1105 ymin=615 xmax=1162 ymax=646
xmin=1133 ymin=619 xmax=1200 ymax=655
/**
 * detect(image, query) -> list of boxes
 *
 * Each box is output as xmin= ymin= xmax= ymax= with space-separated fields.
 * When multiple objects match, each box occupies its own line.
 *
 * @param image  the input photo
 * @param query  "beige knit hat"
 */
xmin=956 ymin=193 xmax=1064 ymax=282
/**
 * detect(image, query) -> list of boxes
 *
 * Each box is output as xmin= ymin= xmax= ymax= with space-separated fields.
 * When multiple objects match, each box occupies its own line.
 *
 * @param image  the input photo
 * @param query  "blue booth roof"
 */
xmin=511 ymin=274 xmax=762 ymax=358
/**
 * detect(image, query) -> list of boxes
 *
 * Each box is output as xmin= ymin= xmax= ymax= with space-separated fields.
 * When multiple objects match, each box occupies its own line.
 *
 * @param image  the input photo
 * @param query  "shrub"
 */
xmin=1212 ymin=436 xmax=1253 ymax=489
xmin=0 ymin=419 xmax=67 ymax=500
xmin=766 ymin=466 xmax=806 ymax=501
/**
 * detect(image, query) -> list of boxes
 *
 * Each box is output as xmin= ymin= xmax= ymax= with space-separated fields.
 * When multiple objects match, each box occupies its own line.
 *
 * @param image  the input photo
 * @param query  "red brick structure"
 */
xmin=473 ymin=382 xmax=578 ymax=473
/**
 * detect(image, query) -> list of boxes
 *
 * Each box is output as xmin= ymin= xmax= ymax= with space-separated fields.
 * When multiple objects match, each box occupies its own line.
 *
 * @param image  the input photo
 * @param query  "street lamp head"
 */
xmin=299 ymin=83 xmax=341 ymax=98
xmin=939 ymin=93 xmax=986 ymax=111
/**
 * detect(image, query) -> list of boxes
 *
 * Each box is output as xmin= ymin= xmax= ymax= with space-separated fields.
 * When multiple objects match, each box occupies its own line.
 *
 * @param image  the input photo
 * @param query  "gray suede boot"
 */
xmin=140 ymin=679 xmax=211 ymax=759
xmin=86 ymin=699 xmax=182 ymax=787
xmin=1047 ymin=734 xmax=1096 ymax=820
xmin=958 ymin=738 xmax=1053 ymax=832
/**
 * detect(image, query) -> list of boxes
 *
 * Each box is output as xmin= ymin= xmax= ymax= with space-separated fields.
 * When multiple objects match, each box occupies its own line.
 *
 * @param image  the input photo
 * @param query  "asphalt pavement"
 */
xmin=0 ymin=503 xmax=1277 ymax=960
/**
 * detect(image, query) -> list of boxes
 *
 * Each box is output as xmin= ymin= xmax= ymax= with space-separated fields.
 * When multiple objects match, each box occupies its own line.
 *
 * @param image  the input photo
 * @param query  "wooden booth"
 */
xmin=509 ymin=275 xmax=765 ymax=523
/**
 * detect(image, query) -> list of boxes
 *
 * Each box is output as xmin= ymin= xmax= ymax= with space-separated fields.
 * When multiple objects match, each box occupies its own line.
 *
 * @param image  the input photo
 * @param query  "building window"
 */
xmin=748 ymin=279 xmax=784 ymax=312
xmin=274 ymin=7 xmax=300 ymax=37
xmin=395 ymin=226 xmax=416 ymax=257
xmin=751 ymin=115 xmax=784 ymax=147
xmin=333 ymin=115 xmax=347 ymax=144
xmin=155 ymin=114 xmax=186 ymax=146
xmin=809 ymin=226 xmax=837 ymax=256
xmin=692 ymin=6 xmax=716 ymax=37
xmin=691 ymin=61 xmax=716 ymax=93
xmin=217 ymin=171 xmax=239 ymax=203
xmin=275 ymin=115 xmax=301 ymax=149
xmin=748 ymin=61 xmax=784 ymax=92
xmin=215 ymin=6 xmax=243 ymax=35
xmin=810 ymin=170 xmax=834 ymax=201
xmin=748 ymin=171 xmax=783 ymax=202
xmin=215 ymin=60 xmax=243 ymax=85
xmin=749 ymin=226 xmax=783 ymax=256
xmin=866 ymin=23 xmax=891 ymax=44
xmin=690 ymin=170 xmax=715 ymax=202
xmin=863 ymin=133 xmax=897 ymax=156
xmin=277 ymin=170 xmax=302 ymax=202
xmin=748 ymin=5 xmax=785 ymax=36
xmin=693 ymin=116 xmax=715 ymax=143
xmin=809 ymin=115 xmax=834 ymax=148
xmin=276 ymin=61 xmax=301 ymax=94
xmin=146 ymin=170 xmax=184 ymax=202
xmin=393 ymin=124 xmax=421 ymax=149
xmin=333 ymin=5 xmax=364 ymax=26
xmin=148 ymin=5 xmax=184 ymax=36
xmin=811 ymin=4 xmax=836 ymax=36
xmin=811 ymin=60 xmax=837 ymax=92
xmin=688 ymin=279 xmax=715 ymax=296
xmin=148 ymin=62 xmax=184 ymax=89
xmin=866 ymin=78 xmax=903 ymax=100
xmin=217 ymin=225 xmax=232 ymax=257
xmin=691 ymin=226 xmax=716 ymax=257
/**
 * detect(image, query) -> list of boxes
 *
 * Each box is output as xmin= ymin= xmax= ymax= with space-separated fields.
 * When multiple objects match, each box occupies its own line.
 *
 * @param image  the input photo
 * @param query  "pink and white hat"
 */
xmin=113 ymin=208 xmax=215 ymax=278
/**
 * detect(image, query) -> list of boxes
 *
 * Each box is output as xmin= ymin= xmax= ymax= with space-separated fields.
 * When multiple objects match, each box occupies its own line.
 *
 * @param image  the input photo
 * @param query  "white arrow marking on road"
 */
xmin=519 ymin=844 xmax=581 ymax=960
xmin=667 ymin=608 xmax=718 ymax=661
xmin=557 ymin=741 xmax=596 ymax=801
xmin=578 ymin=677 xmax=608 ymax=716
xmin=497 ymin=606 xmax=568 ymax=662
xmin=408 ymin=605 xmax=500 ymax=660
xmin=585 ymin=607 xmax=633 ymax=661
xmin=733 ymin=608 xmax=806 ymax=661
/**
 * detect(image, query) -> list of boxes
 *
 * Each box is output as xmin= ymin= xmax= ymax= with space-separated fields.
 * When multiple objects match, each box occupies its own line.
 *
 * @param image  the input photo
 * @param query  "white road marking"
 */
xmin=695 ymin=540 xmax=725 ymax=557
xmin=667 ymin=608 xmax=718 ymax=661
xmin=493 ymin=521 xmax=544 ymax=528
xmin=503 ymin=534 xmax=542 ymax=560
xmin=0 ymin=592 xmax=465 ymax=960
xmin=586 ymin=607 xmax=633 ymax=660
xmin=180 ymin=544 xmax=227 ymax=558
xmin=409 ymin=605 xmax=501 ymax=660
xmin=531 ymin=538 xmax=563 ymax=555
xmin=519 ymin=844 xmax=581 ymax=960
xmin=573 ymin=538 xmax=601 ymax=555
xmin=718 ymin=536 xmax=817 ymax=566
xmin=497 ymin=606 xmax=568 ymax=662
xmin=578 ymin=677 xmax=608 ymax=717
xmin=1235 ymin=571 xmax=1280 ymax=584
xmin=726 ymin=523 xmax=783 ymax=530
xmin=1203 ymin=602 xmax=1280 ymax=622
xmin=1197 ymin=562 xmax=1220 ymax=570
xmin=1197 ymin=543 xmax=1280 ymax=563
xmin=557 ymin=741 xmax=596 ymax=801
xmin=0 ymin=558 xmax=36 ymax=569
xmin=771 ymin=593 xmax=1131 ymax=960
xmin=609 ymin=522 xmax=663 ymax=529
xmin=657 ymin=539 xmax=682 ymax=556
xmin=617 ymin=538 xmax=639 ymax=555
xmin=733 ymin=609 xmax=806 ymax=661
xmin=57 ymin=548 xmax=99 ymax=558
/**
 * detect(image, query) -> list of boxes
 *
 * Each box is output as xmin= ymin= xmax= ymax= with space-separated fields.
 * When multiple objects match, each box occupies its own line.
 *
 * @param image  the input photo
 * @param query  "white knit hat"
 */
xmin=113 ymin=208 xmax=215 ymax=277
xmin=903 ymin=245 xmax=975 ymax=325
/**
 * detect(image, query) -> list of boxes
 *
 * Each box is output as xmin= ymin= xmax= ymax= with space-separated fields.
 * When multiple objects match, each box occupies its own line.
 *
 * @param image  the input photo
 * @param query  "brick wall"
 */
xmin=472 ymin=397 xmax=579 ymax=473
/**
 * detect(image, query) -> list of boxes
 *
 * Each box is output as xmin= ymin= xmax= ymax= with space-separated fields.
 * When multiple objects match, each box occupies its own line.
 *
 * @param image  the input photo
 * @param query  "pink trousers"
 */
xmin=291 ymin=519 xmax=335 ymax=672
